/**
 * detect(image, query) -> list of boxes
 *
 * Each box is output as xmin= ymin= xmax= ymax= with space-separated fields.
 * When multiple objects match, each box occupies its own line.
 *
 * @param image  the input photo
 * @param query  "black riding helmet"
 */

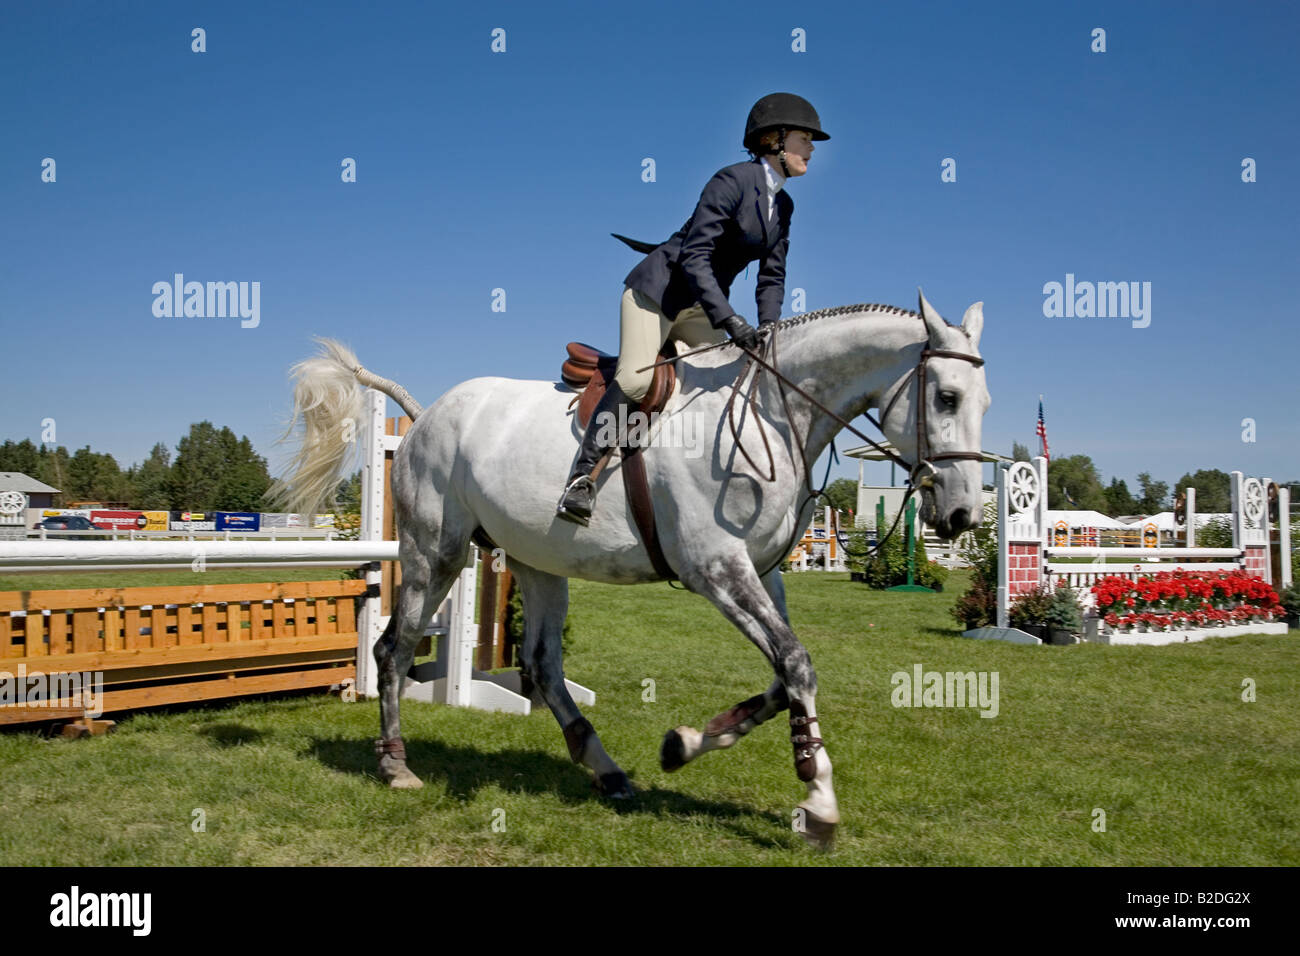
xmin=743 ymin=92 xmax=830 ymax=176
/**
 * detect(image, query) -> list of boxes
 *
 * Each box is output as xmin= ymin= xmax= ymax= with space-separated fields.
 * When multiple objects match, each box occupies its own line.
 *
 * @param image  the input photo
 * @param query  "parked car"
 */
xmin=35 ymin=516 xmax=105 ymax=539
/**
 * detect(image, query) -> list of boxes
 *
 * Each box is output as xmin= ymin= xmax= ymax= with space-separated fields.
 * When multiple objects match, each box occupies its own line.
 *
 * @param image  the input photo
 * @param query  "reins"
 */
xmin=638 ymin=314 xmax=986 ymax=578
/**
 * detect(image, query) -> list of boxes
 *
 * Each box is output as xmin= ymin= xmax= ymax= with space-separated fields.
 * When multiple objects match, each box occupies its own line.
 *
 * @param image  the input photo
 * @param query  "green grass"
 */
xmin=1 ymin=570 xmax=1296 ymax=865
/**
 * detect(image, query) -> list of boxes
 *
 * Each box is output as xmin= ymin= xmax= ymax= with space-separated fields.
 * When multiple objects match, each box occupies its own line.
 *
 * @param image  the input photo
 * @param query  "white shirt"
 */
xmin=761 ymin=156 xmax=786 ymax=222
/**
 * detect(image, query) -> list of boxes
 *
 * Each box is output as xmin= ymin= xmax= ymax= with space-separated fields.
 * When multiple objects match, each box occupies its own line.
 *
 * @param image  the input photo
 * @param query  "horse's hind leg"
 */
xmin=373 ymin=520 xmax=471 ymax=788
xmin=659 ymin=569 xmax=791 ymax=769
xmin=510 ymin=561 xmax=634 ymax=799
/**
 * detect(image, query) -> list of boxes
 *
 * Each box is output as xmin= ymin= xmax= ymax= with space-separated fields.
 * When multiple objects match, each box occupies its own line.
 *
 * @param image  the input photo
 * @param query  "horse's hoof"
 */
xmin=382 ymin=765 xmax=424 ymax=789
xmin=594 ymin=771 xmax=636 ymax=800
xmin=798 ymin=811 xmax=837 ymax=851
xmin=659 ymin=728 xmax=687 ymax=772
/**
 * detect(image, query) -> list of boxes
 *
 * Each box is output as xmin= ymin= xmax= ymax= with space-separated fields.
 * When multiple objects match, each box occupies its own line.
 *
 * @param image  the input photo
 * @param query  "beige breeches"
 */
xmin=613 ymin=285 xmax=727 ymax=401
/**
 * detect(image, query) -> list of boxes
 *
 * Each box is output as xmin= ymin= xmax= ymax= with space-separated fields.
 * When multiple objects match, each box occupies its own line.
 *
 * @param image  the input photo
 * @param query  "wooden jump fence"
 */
xmin=0 ymin=579 xmax=365 ymax=725
xmin=0 ymin=397 xmax=524 ymax=730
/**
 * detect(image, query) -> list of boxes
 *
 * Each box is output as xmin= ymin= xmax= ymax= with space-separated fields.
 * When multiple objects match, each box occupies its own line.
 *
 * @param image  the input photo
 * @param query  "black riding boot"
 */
xmin=556 ymin=381 xmax=635 ymax=526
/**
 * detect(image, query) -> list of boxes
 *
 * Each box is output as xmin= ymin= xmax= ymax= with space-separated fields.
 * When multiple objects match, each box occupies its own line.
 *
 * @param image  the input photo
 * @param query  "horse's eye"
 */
xmin=939 ymin=390 xmax=958 ymax=408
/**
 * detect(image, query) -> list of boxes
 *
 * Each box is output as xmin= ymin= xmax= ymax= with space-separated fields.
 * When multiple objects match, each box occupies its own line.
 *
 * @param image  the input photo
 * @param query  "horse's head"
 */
xmin=878 ymin=290 xmax=990 ymax=540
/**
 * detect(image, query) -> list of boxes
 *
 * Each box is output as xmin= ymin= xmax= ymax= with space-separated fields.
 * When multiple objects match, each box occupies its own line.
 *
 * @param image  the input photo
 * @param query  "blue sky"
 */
xmin=2 ymin=0 xmax=1297 ymax=495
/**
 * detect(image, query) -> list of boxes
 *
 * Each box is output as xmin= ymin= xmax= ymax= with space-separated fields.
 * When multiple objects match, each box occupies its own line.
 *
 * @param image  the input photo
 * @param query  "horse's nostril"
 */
xmin=950 ymin=508 xmax=969 ymax=532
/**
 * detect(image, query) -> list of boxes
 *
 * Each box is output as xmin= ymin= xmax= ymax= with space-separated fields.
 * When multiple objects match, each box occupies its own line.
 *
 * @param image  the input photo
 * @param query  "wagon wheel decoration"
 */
xmin=0 ymin=490 xmax=25 ymax=517
xmin=1241 ymin=477 xmax=1265 ymax=524
xmin=1006 ymin=461 xmax=1039 ymax=515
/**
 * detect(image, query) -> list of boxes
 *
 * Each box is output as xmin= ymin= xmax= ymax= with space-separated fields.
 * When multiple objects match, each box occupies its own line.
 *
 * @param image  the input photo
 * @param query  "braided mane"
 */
xmin=771 ymin=303 xmax=922 ymax=330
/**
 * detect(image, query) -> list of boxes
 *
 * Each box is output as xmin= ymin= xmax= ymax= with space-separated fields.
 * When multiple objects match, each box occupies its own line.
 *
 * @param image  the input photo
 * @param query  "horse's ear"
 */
xmin=961 ymin=301 xmax=984 ymax=351
xmin=917 ymin=288 xmax=946 ymax=340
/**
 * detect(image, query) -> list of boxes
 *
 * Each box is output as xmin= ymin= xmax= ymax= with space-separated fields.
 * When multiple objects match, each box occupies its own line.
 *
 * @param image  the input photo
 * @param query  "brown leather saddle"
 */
xmin=561 ymin=340 xmax=678 ymax=427
xmin=560 ymin=340 xmax=678 ymax=580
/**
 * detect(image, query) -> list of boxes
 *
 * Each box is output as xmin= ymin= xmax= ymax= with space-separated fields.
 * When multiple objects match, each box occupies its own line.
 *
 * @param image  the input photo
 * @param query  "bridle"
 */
xmin=721 ymin=323 xmax=986 ymax=576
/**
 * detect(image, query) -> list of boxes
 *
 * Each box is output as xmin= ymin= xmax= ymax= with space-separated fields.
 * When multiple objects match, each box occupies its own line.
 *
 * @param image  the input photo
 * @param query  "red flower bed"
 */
xmin=1093 ymin=569 xmax=1280 ymax=631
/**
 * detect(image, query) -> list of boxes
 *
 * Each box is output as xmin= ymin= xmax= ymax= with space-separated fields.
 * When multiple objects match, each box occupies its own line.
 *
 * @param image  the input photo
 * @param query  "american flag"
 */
xmin=1035 ymin=399 xmax=1050 ymax=462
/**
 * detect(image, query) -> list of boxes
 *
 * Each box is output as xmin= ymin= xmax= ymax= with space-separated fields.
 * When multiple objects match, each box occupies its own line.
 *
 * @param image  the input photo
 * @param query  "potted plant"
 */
xmin=1044 ymin=584 xmax=1083 ymax=645
xmin=1008 ymin=586 xmax=1053 ymax=640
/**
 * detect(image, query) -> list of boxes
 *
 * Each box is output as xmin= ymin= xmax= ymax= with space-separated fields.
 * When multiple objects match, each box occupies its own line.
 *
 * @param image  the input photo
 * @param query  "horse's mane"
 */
xmin=771 ymin=303 xmax=922 ymax=330
xmin=683 ymin=302 xmax=927 ymax=372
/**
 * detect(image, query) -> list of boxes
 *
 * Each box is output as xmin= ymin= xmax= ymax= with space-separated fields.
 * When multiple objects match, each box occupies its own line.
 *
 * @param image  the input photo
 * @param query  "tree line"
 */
xmin=1 ymin=423 xmax=273 ymax=513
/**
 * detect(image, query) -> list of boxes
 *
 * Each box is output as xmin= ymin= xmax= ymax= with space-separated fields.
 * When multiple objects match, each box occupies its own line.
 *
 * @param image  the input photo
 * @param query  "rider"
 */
xmin=556 ymin=92 xmax=830 ymax=526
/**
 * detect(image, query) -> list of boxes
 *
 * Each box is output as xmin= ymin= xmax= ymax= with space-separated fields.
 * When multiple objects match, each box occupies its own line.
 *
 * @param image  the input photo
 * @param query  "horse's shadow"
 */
xmin=307 ymin=735 xmax=795 ymax=849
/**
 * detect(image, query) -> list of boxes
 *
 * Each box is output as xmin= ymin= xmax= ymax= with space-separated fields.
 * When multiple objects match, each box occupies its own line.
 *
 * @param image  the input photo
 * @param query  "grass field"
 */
xmin=1 ymin=570 xmax=1296 ymax=865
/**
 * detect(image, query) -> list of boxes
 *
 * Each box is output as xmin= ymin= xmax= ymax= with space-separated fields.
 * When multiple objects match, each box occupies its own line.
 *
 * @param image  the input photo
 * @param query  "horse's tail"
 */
xmin=264 ymin=337 xmax=424 ymax=517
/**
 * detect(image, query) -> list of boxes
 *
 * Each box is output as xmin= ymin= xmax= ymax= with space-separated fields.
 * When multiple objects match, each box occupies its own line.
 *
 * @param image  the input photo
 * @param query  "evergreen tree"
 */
xmin=168 ymin=422 xmax=271 ymax=512
xmin=1102 ymin=477 xmax=1137 ymax=516
xmin=131 ymin=443 xmax=173 ymax=510
xmin=0 ymin=439 xmax=42 ymax=476
xmin=1173 ymin=469 xmax=1232 ymax=514
xmin=1136 ymin=472 xmax=1170 ymax=514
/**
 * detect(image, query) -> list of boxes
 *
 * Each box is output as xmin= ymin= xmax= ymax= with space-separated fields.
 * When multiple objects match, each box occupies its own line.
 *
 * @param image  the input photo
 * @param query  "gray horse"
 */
xmin=269 ymin=291 xmax=989 ymax=848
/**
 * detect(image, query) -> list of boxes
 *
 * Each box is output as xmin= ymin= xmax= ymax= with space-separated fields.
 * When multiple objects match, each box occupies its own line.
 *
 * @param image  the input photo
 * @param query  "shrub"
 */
xmin=959 ymin=500 xmax=999 ymax=582
xmin=860 ymin=526 xmax=948 ymax=590
xmin=1196 ymin=516 xmax=1233 ymax=548
xmin=1008 ymin=586 xmax=1054 ymax=629
xmin=951 ymin=570 xmax=997 ymax=630
xmin=1044 ymin=583 xmax=1084 ymax=632
xmin=1282 ymin=582 xmax=1300 ymax=625
xmin=844 ymin=526 xmax=873 ymax=576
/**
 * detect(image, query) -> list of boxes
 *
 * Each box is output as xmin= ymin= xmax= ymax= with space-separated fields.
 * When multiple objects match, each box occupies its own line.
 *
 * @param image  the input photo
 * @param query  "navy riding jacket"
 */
xmin=623 ymin=157 xmax=792 ymax=329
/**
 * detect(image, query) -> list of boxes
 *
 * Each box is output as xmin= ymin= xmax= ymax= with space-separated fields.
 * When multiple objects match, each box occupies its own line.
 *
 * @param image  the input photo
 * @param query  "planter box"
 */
xmin=1104 ymin=621 xmax=1289 ymax=646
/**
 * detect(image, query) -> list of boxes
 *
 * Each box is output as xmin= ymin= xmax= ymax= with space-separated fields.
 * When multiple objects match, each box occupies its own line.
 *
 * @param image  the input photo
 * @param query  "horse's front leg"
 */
xmin=660 ymin=678 xmax=788 ymax=770
xmin=674 ymin=556 xmax=839 ymax=849
xmin=660 ymin=568 xmax=793 ymax=770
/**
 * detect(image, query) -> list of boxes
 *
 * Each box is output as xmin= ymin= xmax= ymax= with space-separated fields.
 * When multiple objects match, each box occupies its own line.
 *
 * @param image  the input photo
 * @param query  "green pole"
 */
xmin=905 ymin=497 xmax=916 ymax=586
xmin=887 ymin=495 xmax=934 ymax=592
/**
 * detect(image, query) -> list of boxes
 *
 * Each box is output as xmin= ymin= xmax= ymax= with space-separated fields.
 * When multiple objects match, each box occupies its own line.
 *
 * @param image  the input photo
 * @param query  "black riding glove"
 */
xmin=720 ymin=314 xmax=760 ymax=351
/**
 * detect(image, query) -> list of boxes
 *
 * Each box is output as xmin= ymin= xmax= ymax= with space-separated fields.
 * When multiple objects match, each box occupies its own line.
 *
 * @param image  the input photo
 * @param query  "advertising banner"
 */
xmin=90 ymin=510 xmax=143 ymax=531
xmin=170 ymin=511 xmax=216 ymax=531
xmin=215 ymin=512 xmax=261 ymax=531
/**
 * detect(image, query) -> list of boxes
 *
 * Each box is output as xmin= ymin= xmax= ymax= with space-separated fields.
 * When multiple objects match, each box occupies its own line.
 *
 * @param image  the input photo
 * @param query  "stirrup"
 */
xmin=556 ymin=475 xmax=597 ymax=526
